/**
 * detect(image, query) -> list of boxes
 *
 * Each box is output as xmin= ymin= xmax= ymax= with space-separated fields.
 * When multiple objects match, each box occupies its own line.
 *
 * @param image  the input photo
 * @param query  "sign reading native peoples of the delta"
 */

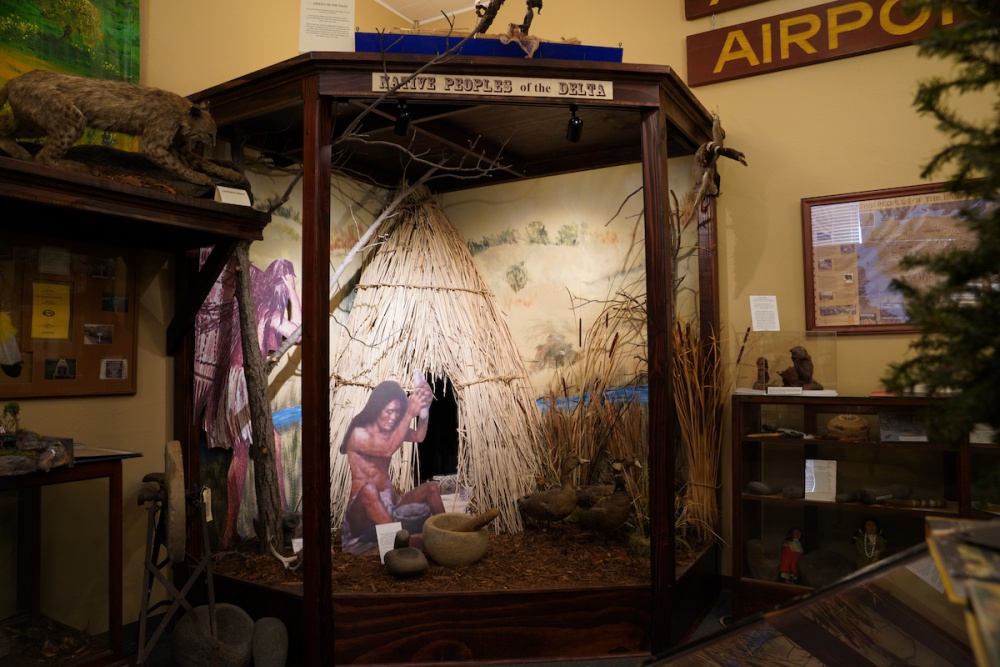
xmin=686 ymin=0 xmax=955 ymax=86
xmin=686 ymin=0 xmax=772 ymax=21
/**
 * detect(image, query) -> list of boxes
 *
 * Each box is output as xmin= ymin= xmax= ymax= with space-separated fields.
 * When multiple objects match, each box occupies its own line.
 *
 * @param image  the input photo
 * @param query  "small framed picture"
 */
xmin=100 ymin=359 xmax=127 ymax=380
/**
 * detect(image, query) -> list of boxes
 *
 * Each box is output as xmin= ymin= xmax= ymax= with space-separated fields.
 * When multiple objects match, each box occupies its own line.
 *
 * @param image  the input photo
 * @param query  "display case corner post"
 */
xmin=300 ymin=73 xmax=335 ymax=667
xmin=639 ymin=103 xmax=677 ymax=654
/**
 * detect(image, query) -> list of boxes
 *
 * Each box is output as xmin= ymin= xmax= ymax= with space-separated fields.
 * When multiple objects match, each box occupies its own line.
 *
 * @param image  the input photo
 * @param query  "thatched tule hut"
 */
xmin=329 ymin=185 xmax=545 ymax=534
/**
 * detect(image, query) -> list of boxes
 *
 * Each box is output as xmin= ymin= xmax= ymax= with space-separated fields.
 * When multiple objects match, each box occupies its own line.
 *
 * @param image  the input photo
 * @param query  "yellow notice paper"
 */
xmin=31 ymin=282 xmax=72 ymax=340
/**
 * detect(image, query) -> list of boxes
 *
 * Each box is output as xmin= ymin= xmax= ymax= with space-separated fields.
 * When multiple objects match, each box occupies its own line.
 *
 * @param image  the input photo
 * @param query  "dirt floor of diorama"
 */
xmin=212 ymin=523 xmax=715 ymax=594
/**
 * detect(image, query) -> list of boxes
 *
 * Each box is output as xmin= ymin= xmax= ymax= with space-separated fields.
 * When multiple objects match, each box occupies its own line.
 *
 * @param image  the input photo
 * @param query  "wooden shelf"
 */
xmin=0 ymin=156 xmax=269 ymax=251
xmin=731 ymin=394 xmax=972 ymax=618
xmin=0 ymin=156 xmax=272 ymax=355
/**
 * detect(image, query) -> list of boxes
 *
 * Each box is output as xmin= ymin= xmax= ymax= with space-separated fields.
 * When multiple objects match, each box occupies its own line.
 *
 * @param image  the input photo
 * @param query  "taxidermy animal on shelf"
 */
xmin=518 ymin=455 xmax=584 ymax=527
xmin=0 ymin=70 xmax=242 ymax=186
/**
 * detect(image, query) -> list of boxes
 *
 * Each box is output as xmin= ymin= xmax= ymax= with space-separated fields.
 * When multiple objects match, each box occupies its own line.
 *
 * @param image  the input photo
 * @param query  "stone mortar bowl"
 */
xmin=422 ymin=512 xmax=489 ymax=567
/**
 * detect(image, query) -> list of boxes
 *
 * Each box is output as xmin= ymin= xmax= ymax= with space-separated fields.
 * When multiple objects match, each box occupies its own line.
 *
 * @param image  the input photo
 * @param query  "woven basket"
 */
xmin=827 ymin=414 xmax=870 ymax=440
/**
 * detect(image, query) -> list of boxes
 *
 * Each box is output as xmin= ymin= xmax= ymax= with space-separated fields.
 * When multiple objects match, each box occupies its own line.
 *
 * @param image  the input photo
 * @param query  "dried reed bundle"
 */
xmin=671 ymin=320 xmax=729 ymax=544
xmin=329 ymin=185 xmax=545 ymax=534
xmin=538 ymin=234 xmax=650 ymax=536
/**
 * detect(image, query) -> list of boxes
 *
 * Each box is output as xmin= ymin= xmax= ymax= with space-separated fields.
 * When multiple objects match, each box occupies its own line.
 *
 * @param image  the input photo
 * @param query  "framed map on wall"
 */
xmin=802 ymin=182 xmax=986 ymax=334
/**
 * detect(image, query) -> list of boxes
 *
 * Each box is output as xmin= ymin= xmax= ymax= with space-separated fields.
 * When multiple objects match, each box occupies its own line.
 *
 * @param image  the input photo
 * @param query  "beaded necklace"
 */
xmin=864 ymin=533 xmax=876 ymax=559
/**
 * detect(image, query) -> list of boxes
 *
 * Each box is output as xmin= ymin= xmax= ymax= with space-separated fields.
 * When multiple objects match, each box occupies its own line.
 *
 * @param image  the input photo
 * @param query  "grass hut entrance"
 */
xmin=414 ymin=375 xmax=459 ymax=484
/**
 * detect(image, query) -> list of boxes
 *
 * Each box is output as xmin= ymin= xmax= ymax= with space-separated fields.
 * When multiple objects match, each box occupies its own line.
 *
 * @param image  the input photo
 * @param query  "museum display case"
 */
xmin=184 ymin=50 xmax=721 ymax=664
xmin=730 ymin=394 xmax=985 ymax=618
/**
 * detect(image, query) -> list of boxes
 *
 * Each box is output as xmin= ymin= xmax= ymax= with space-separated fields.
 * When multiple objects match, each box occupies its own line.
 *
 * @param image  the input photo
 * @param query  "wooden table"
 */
xmin=0 ymin=450 xmax=140 ymax=666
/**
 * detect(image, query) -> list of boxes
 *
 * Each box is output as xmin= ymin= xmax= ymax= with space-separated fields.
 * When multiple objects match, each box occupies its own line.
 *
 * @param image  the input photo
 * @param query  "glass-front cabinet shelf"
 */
xmin=730 ymin=394 xmax=981 ymax=618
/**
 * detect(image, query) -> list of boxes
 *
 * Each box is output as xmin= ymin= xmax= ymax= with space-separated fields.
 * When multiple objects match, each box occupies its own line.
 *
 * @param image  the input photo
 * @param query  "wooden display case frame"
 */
xmin=181 ymin=51 xmax=722 ymax=664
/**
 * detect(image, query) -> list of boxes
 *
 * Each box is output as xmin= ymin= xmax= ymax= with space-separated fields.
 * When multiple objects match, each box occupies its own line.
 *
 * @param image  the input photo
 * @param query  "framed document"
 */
xmin=802 ymin=182 xmax=986 ymax=334
xmin=0 ymin=234 xmax=137 ymax=398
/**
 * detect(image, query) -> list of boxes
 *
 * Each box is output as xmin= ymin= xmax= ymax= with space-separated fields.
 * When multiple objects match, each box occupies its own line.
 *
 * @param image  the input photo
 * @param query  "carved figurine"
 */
xmin=854 ymin=518 xmax=887 ymax=569
xmin=753 ymin=356 xmax=770 ymax=390
xmin=0 ymin=70 xmax=243 ymax=186
xmin=779 ymin=345 xmax=823 ymax=390
xmin=779 ymin=528 xmax=803 ymax=583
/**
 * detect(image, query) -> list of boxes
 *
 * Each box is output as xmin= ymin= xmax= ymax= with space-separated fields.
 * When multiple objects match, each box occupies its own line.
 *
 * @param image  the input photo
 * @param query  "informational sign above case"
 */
xmin=373 ymin=73 xmax=613 ymax=100
xmin=299 ymin=0 xmax=356 ymax=53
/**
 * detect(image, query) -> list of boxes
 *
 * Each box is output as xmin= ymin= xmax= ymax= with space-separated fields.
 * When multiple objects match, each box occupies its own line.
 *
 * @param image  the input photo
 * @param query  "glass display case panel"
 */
xmin=648 ymin=545 xmax=975 ymax=667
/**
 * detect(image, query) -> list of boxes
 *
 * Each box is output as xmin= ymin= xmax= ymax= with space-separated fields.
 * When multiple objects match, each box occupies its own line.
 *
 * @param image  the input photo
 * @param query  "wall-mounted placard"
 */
xmin=802 ymin=183 xmax=986 ymax=334
xmin=0 ymin=235 xmax=137 ymax=398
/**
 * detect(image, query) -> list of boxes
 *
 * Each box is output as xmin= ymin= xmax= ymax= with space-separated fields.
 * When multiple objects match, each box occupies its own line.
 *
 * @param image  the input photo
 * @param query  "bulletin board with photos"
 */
xmin=0 ymin=235 xmax=137 ymax=398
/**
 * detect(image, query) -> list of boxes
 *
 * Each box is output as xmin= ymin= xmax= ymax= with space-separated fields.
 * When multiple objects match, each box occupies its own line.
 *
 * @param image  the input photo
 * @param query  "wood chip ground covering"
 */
xmin=213 ymin=523 xmax=710 ymax=594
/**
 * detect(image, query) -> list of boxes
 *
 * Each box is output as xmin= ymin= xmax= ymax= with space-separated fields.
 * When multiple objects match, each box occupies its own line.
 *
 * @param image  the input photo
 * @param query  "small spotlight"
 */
xmin=394 ymin=99 xmax=411 ymax=137
xmin=566 ymin=104 xmax=583 ymax=143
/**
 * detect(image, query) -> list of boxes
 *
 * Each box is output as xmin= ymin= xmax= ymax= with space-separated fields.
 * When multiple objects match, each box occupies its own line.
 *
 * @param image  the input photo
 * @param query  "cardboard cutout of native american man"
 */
xmin=340 ymin=378 xmax=445 ymax=555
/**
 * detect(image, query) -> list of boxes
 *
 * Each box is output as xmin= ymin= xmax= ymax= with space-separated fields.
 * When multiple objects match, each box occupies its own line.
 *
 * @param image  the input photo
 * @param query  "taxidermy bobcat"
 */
xmin=0 ymin=70 xmax=241 ymax=186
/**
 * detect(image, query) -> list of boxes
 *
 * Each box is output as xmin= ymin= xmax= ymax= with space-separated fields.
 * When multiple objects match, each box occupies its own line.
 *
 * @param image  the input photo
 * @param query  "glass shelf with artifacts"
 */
xmin=730 ymin=394 xmax=975 ymax=618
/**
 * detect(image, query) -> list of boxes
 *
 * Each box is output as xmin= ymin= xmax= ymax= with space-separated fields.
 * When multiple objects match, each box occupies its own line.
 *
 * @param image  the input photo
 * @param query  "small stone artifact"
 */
xmin=173 ymin=603 xmax=253 ymax=667
xmin=384 ymin=529 xmax=429 ymax=578
xmin=746 ymin=480 xmax=775 ymax=495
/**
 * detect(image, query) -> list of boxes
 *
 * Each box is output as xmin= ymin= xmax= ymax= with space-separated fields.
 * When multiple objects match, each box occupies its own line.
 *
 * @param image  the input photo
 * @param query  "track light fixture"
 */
xmin=394 ymin=99 xmax=411 ymax=137
xmin=566 ymin=104 xmax=583 ymax=143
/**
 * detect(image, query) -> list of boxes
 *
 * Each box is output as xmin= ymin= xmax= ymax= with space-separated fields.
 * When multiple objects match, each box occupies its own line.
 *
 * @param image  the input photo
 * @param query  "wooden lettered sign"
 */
xmin=686 ymin=0 xmax=772 ymax=21
xmin=686 ymin=0 xmax=956 ymax=86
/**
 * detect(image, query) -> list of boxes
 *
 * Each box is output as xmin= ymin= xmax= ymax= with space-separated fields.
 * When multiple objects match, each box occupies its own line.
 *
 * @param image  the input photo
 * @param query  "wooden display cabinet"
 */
xmin=730 ymin=394 xmax=978 ymax=619
xmin=186 ymin=51 xmax=722 ymax=664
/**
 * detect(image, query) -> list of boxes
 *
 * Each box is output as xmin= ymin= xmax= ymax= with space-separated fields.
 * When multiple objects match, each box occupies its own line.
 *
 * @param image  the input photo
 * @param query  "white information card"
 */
xmin=375 ymin=521 xmax=403 ymax=563
xmin=750 ymin=295 xmax=780 ymax=331
xmin=299 ymin=0 xmax=356 ymax=53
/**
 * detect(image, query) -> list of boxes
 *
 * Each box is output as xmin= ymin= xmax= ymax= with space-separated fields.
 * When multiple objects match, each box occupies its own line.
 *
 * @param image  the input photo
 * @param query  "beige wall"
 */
xmin=14 ymin=0 xmax=979 ymax=629
xmin=140 ymin=0 xmax=967 ymax=399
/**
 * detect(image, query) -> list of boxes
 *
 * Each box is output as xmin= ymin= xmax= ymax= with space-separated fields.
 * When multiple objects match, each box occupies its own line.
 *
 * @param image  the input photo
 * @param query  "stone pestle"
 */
xmin=452 ymin=507 xmax=500 ymax=532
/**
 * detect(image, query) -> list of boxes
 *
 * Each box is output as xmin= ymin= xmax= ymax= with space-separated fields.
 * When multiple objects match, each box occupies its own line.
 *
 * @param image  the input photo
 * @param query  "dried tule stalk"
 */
xmin=671 ymin=320 xmax=731 ymax=544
